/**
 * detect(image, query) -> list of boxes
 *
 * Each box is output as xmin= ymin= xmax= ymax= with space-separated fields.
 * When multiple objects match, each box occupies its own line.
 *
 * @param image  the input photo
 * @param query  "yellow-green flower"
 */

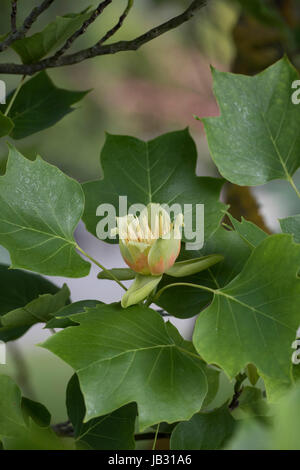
xmin=112 ymin=203 xmax=183 ymax=276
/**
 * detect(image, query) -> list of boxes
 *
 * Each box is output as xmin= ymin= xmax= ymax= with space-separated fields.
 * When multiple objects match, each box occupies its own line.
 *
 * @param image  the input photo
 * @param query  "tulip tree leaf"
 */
xmin=0 ymin=284 xmax=70 ymax=328
xmin=0 ymin=146 xmax=90 ymax=277
xmin=227 ymin=384 xmax=300 ymax=450
xmin=21 ymin=398 xmax=51 ymax=428
xmin=0 ymin=72 xmax=89 ymax=139
xmin=67 ymin=375 xmax=136 ymax=450
xmin=0 ymin=325 xmax=27 ymax=343
xmin=12 ymin=8 xmax=92 ymax=64
xmin=157 ymin=226 xmax=252 ymax=318
xmin=227 ymin=214 xmax=268 ymax=248
xmin=170 ymin=404 xmax=236 ymax=450
xmin=235 ymin=386 xmax=269 ymax=418
xmin=203 ymin=57 xmax=300 ymax=186
xmin=164 ymin=321 xmax=220 ymax=410
xmin=280 ymin=215 xmax=300 ymax=244
xmin=193 ymin=235 xmax=300 ymax=401
xmin=246 ymin=363 xmax=260 ymax=386
xmin=45 ymin=300 xmax=102 ymax=329
xmin=0 ymin=112 xmax=14 ymax=138
xmin=202 ymin=366 xmax=220 ymax=409
xmin=0 ymin=264 xmax=63 ymax=342
xmin=227 ymin=419 xmax=271 ymax=450
xmin=41 ymin=303 xmax=208 ymax=431
xmin=82 ymin=129 xmax=226 ymax=245
xmin=0 ymin=375 xmax=64 ymax=450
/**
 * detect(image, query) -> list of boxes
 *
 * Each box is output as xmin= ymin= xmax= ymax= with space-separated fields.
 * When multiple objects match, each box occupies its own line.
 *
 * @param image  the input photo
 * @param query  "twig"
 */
xmin=52 ymin=0 xmax=112 ymax=60
xmin=52 ymin=420 xmax=74 ymax=438
xmin=156 ymin=309 xmax=171 ymax=317
xmin=11 ymin=0 xmax=18 ymax=34
xmin=0 ymin=0 xmax=55 ymax=52
xmin=97 ymin=0 xmax=134 ymax=46
xmin=228 ymin=372 xmax=247 ymax=411
xmin=0 ymin=0 xmax=207 ymax=75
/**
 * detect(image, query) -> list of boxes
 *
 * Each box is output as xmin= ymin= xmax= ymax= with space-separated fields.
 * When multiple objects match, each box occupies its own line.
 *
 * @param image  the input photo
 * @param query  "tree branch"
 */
xmin=52 ymin=0 xmax=112 ymax=61
xmin=228 ymin=373 xmax=247 ymax=411
xmin=0 ymin=0 xmax=55 ymax=53
xmin=52 ymin=420 xmax=74 ymax=438
xmin=0 ymin=0 xmax=207 ymax=75
xmin=11 ymin=1 xmax=18 ymax=34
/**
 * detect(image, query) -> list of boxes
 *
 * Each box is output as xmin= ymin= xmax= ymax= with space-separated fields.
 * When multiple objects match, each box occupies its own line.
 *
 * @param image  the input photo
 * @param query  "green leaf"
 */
xmin=193 ymin=234 xmax=300 ymax=401
xmin=45 ymin=300 xmax=102 ymax=329
xmin=280 ymin=214 xmax=300 ymax=243
xmin=234 ymin=386 xmax=269 ymax=418
xmin=203 ymin=58 xmax=300 ymax=186
xmin=157 ymin=226 xmax=252 ymax=318
xmin=121 ymin=274 xmax=162 ymax=308
xmin=227 ymin=214 xmax=268 ymax=248
xmin=166 ymin=254 xmax=224 ymax=277
xmin=0 ymin=264 xmax=63 ymax=342
xmin=0 ymin=246 xmax=10 ymax=264
xmin=12 ymin=8 xmax=92 ymax=64
xmin=246 ymin=363 xmax=260 ymax=386
xmin=0 ymin=146 xmax=90 ymax=277
xmin=0 ymin=111 xmax=14 ymax=137
xmin=164 ymin=320 xmax=220 ymax=409
xmin=228 ymin=384 xmax=300 ymax=450
xmin=67 ymin=375 xmax=136 ymax=450
xmin=226 ymin=419 xmax=271 ymax=450
xmin=0 ymin=72 xmax=88 ymax=139
xmin=202 ymin=366 xmax=221 ymax=409
xmin=22 ymin=397 xmax=51 ymax=428
xmin=0 ymin=375 xmax=64 ymax=450
xmin=97 ymin=267 xmax=135 ymax=281
xmin=41 ymin=303 xmax=208 ymax=431
xmin=1 ymin=284 xmax=69 ymax=328
xmin=170 ymin=404 xmax=236 ymax=450
xmin=271 ymin=382 xmax=300 ymax=449
xmin=82 ymin=130 xmax=226 ymax=244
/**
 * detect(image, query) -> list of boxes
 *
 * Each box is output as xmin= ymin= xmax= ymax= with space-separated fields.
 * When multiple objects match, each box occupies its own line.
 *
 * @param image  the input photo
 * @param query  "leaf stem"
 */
xmin=152 ymin=423 xmax=160 ymax=450
xmin=4 ymin=74 xmax=25 ymax=116
xmin=76 ymin=244 xmax=127 ymax=291
xmin=288 ymin=175 xmax=300 ymax=199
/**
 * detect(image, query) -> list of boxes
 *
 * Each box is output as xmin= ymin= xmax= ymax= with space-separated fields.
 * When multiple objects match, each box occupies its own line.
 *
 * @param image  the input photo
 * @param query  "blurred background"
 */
xmin=0 ymin=0 xmax=299 ymax=424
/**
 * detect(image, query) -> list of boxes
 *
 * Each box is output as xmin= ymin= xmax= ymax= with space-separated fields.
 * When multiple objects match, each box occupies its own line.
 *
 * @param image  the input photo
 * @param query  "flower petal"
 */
xmin=148 ymin=237 xmax=181 ymax=275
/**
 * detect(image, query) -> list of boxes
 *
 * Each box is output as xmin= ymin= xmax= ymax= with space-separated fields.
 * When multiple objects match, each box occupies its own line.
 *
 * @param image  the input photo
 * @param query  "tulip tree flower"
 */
xmin=112 ymin=203 xmax=184 ymax=277
xmin=109 ymin=203 xmax=224 ymax=308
